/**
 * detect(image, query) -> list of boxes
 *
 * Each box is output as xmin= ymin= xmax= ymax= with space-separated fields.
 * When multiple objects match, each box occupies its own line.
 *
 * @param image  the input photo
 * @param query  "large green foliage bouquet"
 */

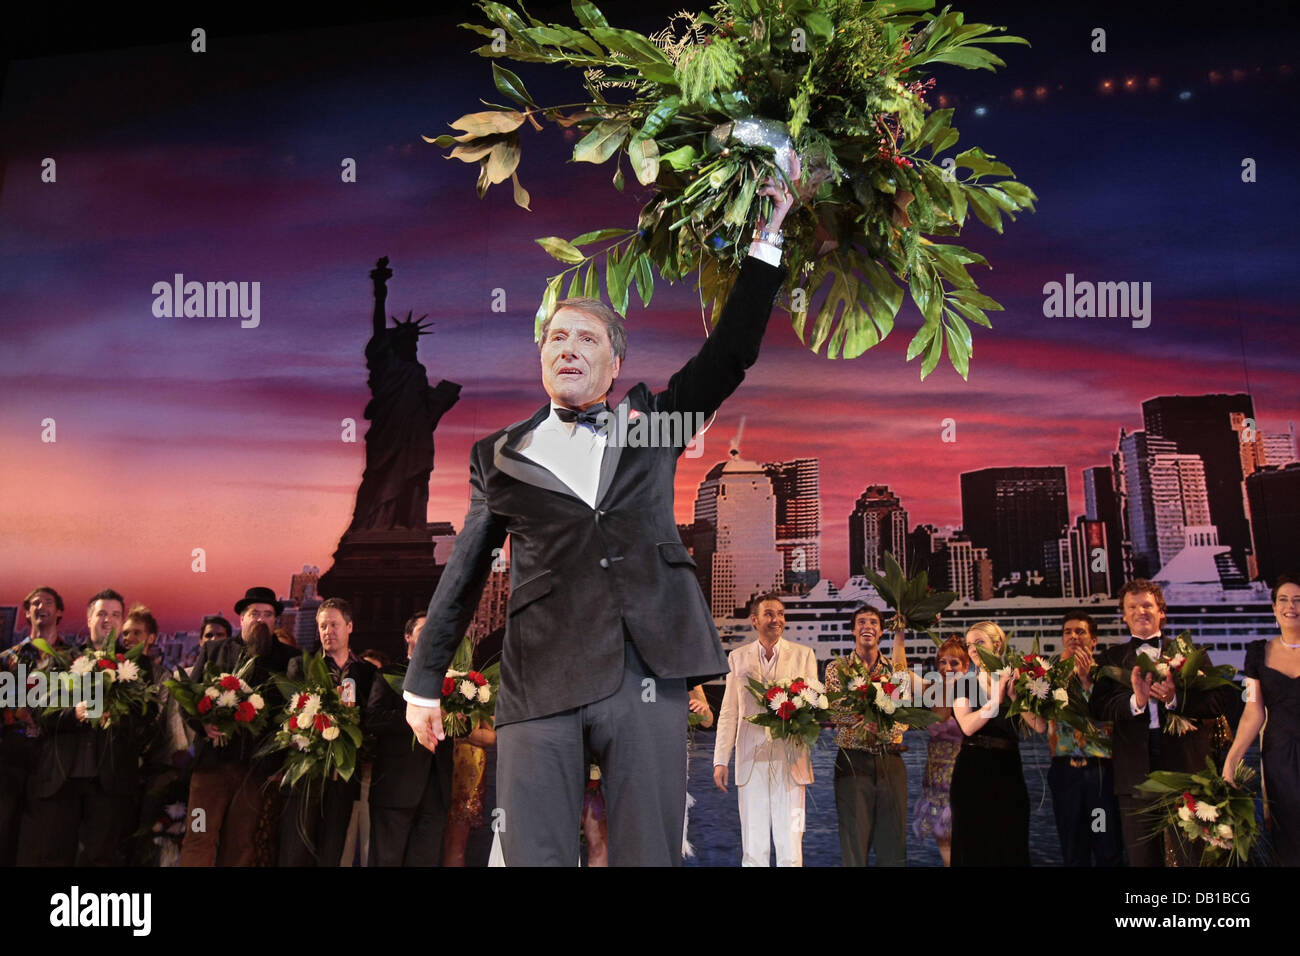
xmin=432 ymin=0 xmax=1034 ymax=378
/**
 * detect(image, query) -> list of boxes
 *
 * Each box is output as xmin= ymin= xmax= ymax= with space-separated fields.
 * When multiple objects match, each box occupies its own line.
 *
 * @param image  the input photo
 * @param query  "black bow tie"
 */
xmin=555 ymin=404 xmax=607 ymax=428
xmin=1132 ymin=637 xmax=1160 ymax=648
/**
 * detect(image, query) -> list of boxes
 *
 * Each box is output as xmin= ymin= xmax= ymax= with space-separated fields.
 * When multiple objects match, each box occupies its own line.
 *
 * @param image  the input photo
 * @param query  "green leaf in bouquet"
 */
xmin=491 ymin=62 xmax=536 ymax=108
xmin=573 ymin=120 xmax=629 ymax=165
xmin=536 ymin=236 xmax=585 ymax=263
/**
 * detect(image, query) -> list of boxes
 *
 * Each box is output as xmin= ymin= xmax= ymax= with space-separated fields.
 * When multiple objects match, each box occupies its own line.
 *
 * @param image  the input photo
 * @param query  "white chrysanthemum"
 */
xmin=460 ymin=679 xmax=477 ymax=700
xmin=1177 ymin=805 xmax=1192 ymax=821
xmin=1027 ymin=677 xmax=1050 ymax=700
xmin=847 ymin=677 xmax=866 ymax=692
xmin=799 ymin=688 xmax=819 ymax=706
xmin=248 ymin=694 xmax=265 ymax=710
xmin=291 ymin=734 xmax=310 ymax=751
xmin=806 ymin=678 xmax=825 ymax=695
xmin=115 ymin=659 xmax=141 ymax=683
xmin=204 ymin=686 xmax=221 ymax=699
xmin=217 ymin=690 xmax=238 ymax=709
xmin=70 ymin=656 xmax=94 ymax=676
xmin=477 ymin=684 xmax=490 ymax=704
xmin=1217 ymin=823 xmax=1234 ymax=840
xmin=874 ymin=691 xmax=897 ymax=715
xmin=1194 ymin=802 xmax=1219 ymax=822
xmin=1052 ymin=687 xmax=1069 ymax=705
xmin=300 ymin=694 xmax=321 ymax=717
xmin=767 ymin=691 xmax=789 ymax=713
xmin=321 ymin=725 xmax=340 ymax=742
xmin=817 ymin=694 xmax=829 ymax=709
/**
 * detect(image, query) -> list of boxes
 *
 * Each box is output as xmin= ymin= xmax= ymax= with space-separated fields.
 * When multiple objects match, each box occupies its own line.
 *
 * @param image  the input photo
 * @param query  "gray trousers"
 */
xmin=834 ymin=748 xmax=908 ymax=866
xmin=496 ymin=642 xmax=687 ymax=866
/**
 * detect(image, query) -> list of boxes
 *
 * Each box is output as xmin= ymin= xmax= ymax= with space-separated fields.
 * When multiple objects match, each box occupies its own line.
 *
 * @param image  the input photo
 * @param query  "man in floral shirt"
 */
xmin=1047 ymin=611 xmax=1122 ymax=866
xmin=824 ymin=605 xmax=910 ymax=866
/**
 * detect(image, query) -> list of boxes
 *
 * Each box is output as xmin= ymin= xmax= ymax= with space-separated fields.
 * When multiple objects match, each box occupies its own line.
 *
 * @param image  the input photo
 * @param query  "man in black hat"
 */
xmin=178 ymin=586 xmax=300 ymax=866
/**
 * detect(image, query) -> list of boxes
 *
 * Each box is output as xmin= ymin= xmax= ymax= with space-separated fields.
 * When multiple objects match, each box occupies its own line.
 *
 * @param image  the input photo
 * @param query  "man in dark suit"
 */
xmin=179 ymin=586 xmax=300 ymax=866
xmin=1091 ymin=579 xmax=1229 ymax=866
xmin=404 ymin=164 xmax=801 ymax=865
xmin=1 ymin=586 xmax=67 ymax=866
xmin=279 ymin=597 xmax=376 ymax=866
xmin=16 ymin=588 xmax=141 ymax=866
xmin=367 ymin=613 xmax=454 ymax=866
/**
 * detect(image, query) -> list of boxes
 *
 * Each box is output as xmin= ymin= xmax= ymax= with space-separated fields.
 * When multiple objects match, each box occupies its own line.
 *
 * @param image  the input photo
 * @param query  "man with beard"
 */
xmin=1 ymin=587 xmax=68 ymax=865
xmin=179 ymin=586 xmax=299 ymax=866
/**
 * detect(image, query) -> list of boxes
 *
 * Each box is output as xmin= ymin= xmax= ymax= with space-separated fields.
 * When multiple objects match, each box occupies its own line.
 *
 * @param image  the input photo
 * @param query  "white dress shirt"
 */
xmin=516 ymin=405 xmax=607 ymax=508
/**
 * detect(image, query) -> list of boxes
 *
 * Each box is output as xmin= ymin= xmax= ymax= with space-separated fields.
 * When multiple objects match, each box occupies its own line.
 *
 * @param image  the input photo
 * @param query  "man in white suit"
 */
xmin=713 ymin=593 xmax=817 ymax=866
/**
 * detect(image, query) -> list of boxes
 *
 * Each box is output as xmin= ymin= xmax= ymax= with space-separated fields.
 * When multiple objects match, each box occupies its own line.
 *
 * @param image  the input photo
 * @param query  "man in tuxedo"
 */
xmin=713 ymin=593 xmax=817 ymax=866
xmin=1090 ymin=579 xmax=1228 ymax=866
xmin=368 ymin=613 xmax=454 ymax=866
xmin=179 ymin=586 xmax=300 ymax=866
xmin=17 ymin=588 xmax=140 ymax=866
xmin=404 ymin=166 xmax=800 ymax=866
xmin=280 ymin=597 xmax=377 ymax=866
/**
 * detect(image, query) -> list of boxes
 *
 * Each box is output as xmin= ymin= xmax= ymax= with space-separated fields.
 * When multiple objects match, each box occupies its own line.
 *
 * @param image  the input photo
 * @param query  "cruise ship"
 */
xmin=714 ymin=542 xmax=1275 ymax=679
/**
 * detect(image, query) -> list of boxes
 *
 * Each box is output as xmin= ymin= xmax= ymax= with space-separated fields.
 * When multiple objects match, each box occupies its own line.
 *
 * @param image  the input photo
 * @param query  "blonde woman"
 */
xmin=948 ymin=621 xmax=1045 ymax=866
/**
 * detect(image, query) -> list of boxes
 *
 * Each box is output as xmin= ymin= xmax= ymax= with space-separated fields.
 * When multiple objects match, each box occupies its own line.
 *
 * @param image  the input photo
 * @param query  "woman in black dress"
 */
xmin=1225 ymin=574 xmax=1300 ymax=865
xmin=949 ymin=621 xmax=1045 ymax=866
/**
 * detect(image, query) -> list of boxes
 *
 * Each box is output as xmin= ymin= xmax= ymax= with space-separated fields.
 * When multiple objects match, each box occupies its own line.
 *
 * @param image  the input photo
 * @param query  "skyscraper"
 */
xmin=763 ymin=458 xmax=821 ymax=593
xmin=1149 ymin=453 xmax=1213 ymax=569
xmin=1083 ymin=465 xmax=1125 ymax=592
xmin=1245 ymin=463 xmax=1300 ymax=586
xmin=960 ymin=467 xmax=1068 ymax=586
xmin=1117 ymin=430 xmax=1178 ymax=578
xmin=848 ymin=485 xmax=908 ymax=579
xmin=1143 ymin=394 xmax=1254 ymax=559
xmin=693 ymin=449 xmax=784 ymax=617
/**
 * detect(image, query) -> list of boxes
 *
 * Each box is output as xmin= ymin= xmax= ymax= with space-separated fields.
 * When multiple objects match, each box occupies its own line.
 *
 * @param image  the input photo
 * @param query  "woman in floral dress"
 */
xmin=913 ymin=637 xmax=968 ymax=865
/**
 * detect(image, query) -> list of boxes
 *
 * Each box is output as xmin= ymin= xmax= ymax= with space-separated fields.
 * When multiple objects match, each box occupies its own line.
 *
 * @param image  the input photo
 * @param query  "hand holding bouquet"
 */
xmin=745 ymin=676 xmax=829 ymax=748
xmin=165 ymin=656 xmax=268 ymax=745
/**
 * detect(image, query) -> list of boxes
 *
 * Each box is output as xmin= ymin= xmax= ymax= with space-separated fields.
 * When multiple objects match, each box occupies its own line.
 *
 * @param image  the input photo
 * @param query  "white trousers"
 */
xmin=737 ymin=759 xmax=806 ymax=867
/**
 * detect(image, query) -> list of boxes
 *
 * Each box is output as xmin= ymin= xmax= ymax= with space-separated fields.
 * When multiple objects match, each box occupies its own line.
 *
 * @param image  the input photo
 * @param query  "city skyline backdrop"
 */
xmin=2 ymin=2 xmax=1297 ymax=632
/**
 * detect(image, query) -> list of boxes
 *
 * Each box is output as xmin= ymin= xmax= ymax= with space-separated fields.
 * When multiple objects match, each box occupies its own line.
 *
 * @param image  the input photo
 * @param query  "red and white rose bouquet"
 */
xmin=745 ymin=676 xmax=829 ymax=748
xmin=166 ymin=656 xmax=268 ymax=744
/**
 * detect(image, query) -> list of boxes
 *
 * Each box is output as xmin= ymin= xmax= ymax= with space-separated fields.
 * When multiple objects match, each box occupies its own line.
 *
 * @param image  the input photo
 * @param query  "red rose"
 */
xmin=116 ymin=654 xmax=125 ymax=661
xmin=776 ymin=701 xmax=796 ymax=720
xmin=234 ymin=701 xmax=256 ymax=723
xmin=765 ymin=686 xmax=782 ymax=702
xmin=313 ymin=713 xmax=331 ymax=732
xmin=442 ymin=677 xmax=456 ymax=697
xmin=1183 ymin=792 xmax=1197 ymax=812
xmin=220 ymin=675 xmax=242 ymax=691
xmin=295 ymin=693 xmax=310 ymax=710
xmin=468 ymin=671 xmax=487 ymax=687
xmin=882 ymin=682 xmax=898 ymax=697
xmin=788 ymin=679 xmax=807 ymax=694
xmin=198 ymin=696 xmax=213 ymax=715
xmin=97 ymin=658 xmax=117 ymax=671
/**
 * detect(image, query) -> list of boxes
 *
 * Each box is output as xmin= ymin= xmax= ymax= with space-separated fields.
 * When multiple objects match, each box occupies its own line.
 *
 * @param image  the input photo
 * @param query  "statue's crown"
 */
xmin=393 ymin=311 xmax=433 ymax=336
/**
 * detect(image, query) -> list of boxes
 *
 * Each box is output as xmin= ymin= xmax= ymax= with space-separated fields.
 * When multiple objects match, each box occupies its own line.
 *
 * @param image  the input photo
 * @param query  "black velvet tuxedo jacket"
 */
xmin=1090 ymin=636 xmax=1229 ymax=797
xmin=406 ymin=256 xmax=786 ymax=726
